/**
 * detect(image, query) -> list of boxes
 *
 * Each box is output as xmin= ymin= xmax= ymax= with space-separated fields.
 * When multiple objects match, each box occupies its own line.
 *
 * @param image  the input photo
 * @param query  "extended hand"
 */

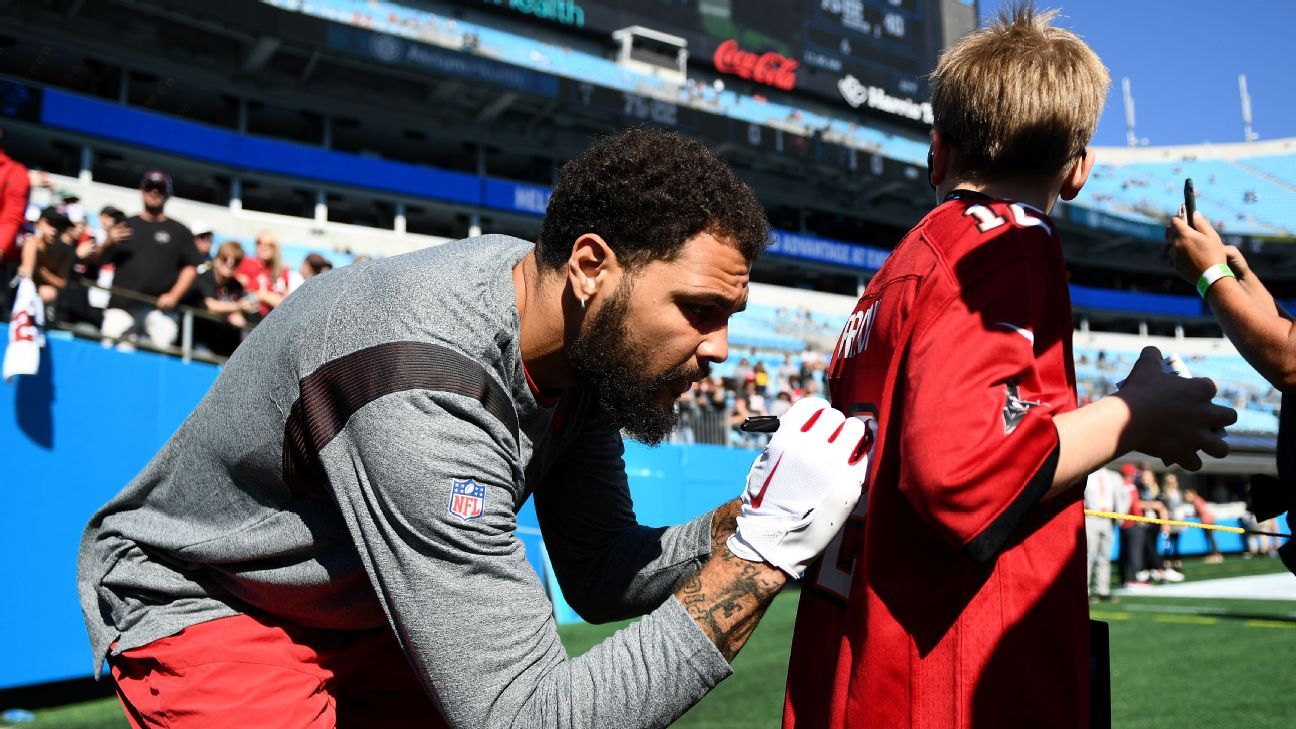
xmin=1116 ymin=347 xmax=1236 ymax=471
xmin=727 ymin=396 xmax=871 ymax=578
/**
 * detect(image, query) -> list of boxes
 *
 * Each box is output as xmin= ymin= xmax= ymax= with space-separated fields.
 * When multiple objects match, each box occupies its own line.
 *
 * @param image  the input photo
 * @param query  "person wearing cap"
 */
xmin=1116 ymin=462 xmax=1147 ymax=586
xmin=98 ymin=170 xmax=202 ymax=349
xmin=190 ymin=220 xmax=214 ymax=260
xmin=16 ymin=207 xmax=74 ymax=307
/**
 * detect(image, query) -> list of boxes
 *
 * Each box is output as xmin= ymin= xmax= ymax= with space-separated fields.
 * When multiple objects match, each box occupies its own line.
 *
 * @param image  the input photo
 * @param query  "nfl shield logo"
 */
xmin=449 ymin=479 xmax=485 ymax=521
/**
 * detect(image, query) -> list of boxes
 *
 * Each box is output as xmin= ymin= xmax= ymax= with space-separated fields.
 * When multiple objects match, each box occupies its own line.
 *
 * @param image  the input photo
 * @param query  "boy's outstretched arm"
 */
xmin=1047 ymin=346 xmax=1236 ymax=500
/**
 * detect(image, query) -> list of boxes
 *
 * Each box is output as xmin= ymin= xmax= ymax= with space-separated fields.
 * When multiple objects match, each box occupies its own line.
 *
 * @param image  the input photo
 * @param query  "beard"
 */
xmin=568 ymin=281 xmax=708 ymax=445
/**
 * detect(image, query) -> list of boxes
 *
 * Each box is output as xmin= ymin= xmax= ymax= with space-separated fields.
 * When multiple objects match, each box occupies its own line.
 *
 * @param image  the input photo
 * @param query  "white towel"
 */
xmin=3 ymin=277 xmax=45 ymax=383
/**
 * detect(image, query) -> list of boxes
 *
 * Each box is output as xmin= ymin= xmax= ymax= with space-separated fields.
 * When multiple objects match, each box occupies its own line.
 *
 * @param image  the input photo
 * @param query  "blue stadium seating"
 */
xmin=1074 ymin=347 xmax=1280 ymax=434
xmin=1080 ymin=156 xmax=1296 ymax=238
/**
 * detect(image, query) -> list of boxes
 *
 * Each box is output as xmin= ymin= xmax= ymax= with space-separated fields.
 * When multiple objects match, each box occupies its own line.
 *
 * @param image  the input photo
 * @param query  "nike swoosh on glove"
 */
xmin=727 ymin=396 xmax=872 ymax=578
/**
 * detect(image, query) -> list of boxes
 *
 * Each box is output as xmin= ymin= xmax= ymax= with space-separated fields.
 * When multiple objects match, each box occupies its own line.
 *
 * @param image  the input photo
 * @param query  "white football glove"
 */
xmin=727 ymin=397 xmax=871 ymax=578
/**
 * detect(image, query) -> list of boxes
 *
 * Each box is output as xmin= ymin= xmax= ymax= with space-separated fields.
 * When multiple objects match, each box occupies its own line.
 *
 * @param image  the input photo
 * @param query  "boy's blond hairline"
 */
xmin=930 ymin=4 xmax=1110 ymax=181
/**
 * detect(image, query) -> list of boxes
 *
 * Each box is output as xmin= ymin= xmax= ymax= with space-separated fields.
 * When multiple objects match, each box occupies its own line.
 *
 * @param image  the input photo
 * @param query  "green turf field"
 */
xmin=11 ymin=557 xmax=1294 ymax=728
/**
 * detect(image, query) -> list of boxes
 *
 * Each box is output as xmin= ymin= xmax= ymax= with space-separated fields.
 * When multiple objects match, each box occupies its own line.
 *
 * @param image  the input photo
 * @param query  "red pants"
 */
xmin=110 ymin=613 xmax=446 ymax=728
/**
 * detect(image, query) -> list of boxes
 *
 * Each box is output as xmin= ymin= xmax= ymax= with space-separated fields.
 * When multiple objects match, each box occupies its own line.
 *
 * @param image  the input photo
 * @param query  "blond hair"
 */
xmin=930 ymin=4 xmax=1110 ymax=180
xmin=255 ymin=229 xmax=282 ymax=276
xmin=215 ymin=241 xmax=245 ymax=262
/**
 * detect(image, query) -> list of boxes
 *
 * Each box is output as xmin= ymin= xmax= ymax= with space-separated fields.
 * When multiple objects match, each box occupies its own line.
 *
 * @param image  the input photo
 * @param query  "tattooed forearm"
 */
xmin=676 ymin=538 xmax=787 ymax=662
xmin=710 ymin=499 xmax=741 ymax=556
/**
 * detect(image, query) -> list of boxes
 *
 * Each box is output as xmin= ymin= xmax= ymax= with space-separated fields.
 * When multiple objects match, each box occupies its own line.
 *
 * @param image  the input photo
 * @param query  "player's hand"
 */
xmin=1115 ymin=347 xmax=1236 ymax=471
xmin=1165 ymin=210 xmax=1226 ymax=285
xmin=727 ymin=396 xmax=871 ymax=578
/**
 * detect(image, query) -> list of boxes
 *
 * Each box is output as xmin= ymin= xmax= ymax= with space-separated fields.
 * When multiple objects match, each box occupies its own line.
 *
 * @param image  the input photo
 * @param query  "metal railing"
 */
xmin=73 ymin=277 xmax=250 ymax=364
xmin=672 ymin=404 xmax=735 ymax=446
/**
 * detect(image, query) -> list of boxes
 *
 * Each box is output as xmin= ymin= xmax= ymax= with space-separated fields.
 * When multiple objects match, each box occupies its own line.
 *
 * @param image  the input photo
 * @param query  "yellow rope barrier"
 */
xmin=1083 ymin=509 xmax=1290 ymax=540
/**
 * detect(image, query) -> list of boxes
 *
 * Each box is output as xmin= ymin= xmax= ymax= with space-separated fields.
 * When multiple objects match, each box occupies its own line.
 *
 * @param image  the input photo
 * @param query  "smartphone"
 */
xmin=1183 ymin=178 xmax=1196 ymax=227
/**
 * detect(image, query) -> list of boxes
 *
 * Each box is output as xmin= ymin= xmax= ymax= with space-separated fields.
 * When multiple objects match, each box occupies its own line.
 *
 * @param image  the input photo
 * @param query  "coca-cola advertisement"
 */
xmin=712 ymin=39 xmax=798 ymax=92
xmin=447 ymin=0 xmax=965 ymax=122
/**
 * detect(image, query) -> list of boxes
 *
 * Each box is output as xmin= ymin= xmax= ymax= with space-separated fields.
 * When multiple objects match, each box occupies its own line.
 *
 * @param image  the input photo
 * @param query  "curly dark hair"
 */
xmin=536 ymin=127 xmax=770 ymax=271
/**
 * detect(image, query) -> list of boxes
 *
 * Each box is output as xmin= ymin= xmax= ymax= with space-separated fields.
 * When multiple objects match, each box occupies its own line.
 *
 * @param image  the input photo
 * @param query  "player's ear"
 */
xmin=929 ymin=129 xmax=953 ymax=190
xmin=566 ymin=233 xmax=619 ymax=305
xmin=1059 ymin=147 xmax=1095 ymax=201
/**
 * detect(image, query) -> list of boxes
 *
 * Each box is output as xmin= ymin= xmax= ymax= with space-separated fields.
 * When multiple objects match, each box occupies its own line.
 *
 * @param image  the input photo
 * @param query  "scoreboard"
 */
xmin=463 ymin=0 xmax=978 ymax=126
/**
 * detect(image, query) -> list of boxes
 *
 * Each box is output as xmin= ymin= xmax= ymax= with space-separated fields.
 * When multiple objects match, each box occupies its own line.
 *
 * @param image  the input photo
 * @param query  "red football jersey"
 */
xmin=784 ymin=193 xmax=1088 ymax=728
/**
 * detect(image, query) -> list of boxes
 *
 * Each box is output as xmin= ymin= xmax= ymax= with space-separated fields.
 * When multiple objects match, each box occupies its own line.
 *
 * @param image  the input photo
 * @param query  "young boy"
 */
xmin=783 ymin=7 xmax=1235 ymax=727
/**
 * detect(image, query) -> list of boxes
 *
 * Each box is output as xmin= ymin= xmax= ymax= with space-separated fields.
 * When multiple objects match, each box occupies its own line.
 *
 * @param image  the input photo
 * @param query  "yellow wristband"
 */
xmin=1196 ymin=264 xmax=1235 ymax=299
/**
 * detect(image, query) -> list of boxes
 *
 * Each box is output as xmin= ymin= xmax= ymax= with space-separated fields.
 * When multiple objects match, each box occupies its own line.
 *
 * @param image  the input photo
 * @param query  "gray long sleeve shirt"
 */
xmin=78 ymin=235 xmax=732 ymax=727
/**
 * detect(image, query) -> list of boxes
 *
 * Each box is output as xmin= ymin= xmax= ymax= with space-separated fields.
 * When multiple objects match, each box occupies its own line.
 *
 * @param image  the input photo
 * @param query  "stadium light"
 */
xmin=1239 ymin=74 xmax=1255 ymax=144
xmin=1122 ymin=77 xmax=1138 ymax=148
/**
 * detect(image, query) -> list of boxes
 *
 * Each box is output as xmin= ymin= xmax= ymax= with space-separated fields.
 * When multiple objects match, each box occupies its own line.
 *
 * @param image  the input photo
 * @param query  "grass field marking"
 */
xmin=1152 ymin=614 xmax=1218 ymax=625
xmin=1117 ymin=602 xmax=1296 ymax=619
xmin=1243 ymin=619 xmax=1296 ymax=629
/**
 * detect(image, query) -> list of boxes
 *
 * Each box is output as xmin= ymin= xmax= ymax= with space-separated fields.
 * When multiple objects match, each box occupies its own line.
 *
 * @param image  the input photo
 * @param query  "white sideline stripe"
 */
xmin=995 ymin=322 xmax=1034 ymax=344
xmin=1115 ymin=572 xmax=1296 ymax=601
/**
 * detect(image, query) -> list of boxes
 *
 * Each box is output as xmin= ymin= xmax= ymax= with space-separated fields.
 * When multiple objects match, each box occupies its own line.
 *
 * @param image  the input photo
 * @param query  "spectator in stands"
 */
xmin=16 ymin=207 xmax=74 ymax=308
xmin=186 ymin=241 xmax=256 ymax=357
xmin=61 ymin=190 xmax=86 ymax=232
xmin=25 ymin=168 xmax=54 ymax=213
xmin=769 ymin=390 xmax=793 ymax=417
xmin=1084 ymin=467 xmax=1125 ymax=602
xmin=60 ymin=224 xmax=105 ymax=329
xmin=1167 ymin=210 xmax=1296 ymax=574
xmin=0 ymin=126 xmax=31 ymax=298
xmin=237 ymin=229 xmax=302 ymax=318
xmin=730 ymin=379 xmax=768 ymax=447
xmin=96 ymin=206 xmax=125 ymax=245
xmin=299 ymin=252 xmax=333 ymax=281
xmin=799 ymin=344 xmax=824 ymax=378
xmin=786 ymin=374 xmax=806 ymax=400
xmin=1185 ymin=487 xmax=1223 ymax=563
xmin=697 ymin=374 xmax=727 ymax=414
xmin=98 ymin=170 xmax=202 ymax=349
xmin=753 ymin=361 xmax=770 ymax=395
xmin=734 ymin=355 xmax=753 ymax=384
xmin=190 ymin=221 xmax=214 ymax=260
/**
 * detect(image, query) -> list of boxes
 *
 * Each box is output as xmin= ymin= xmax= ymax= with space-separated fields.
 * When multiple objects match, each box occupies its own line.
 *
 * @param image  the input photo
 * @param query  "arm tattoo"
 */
xmin=710 ymin=498 xmax=741 ymax=556
xmin=677 ymin=536 xmax=785 ymax=663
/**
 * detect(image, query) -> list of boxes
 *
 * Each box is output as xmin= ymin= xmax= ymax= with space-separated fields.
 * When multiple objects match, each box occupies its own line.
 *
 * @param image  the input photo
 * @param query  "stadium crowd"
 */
xmin=4 ymin=158 xmax=337 ymax=358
